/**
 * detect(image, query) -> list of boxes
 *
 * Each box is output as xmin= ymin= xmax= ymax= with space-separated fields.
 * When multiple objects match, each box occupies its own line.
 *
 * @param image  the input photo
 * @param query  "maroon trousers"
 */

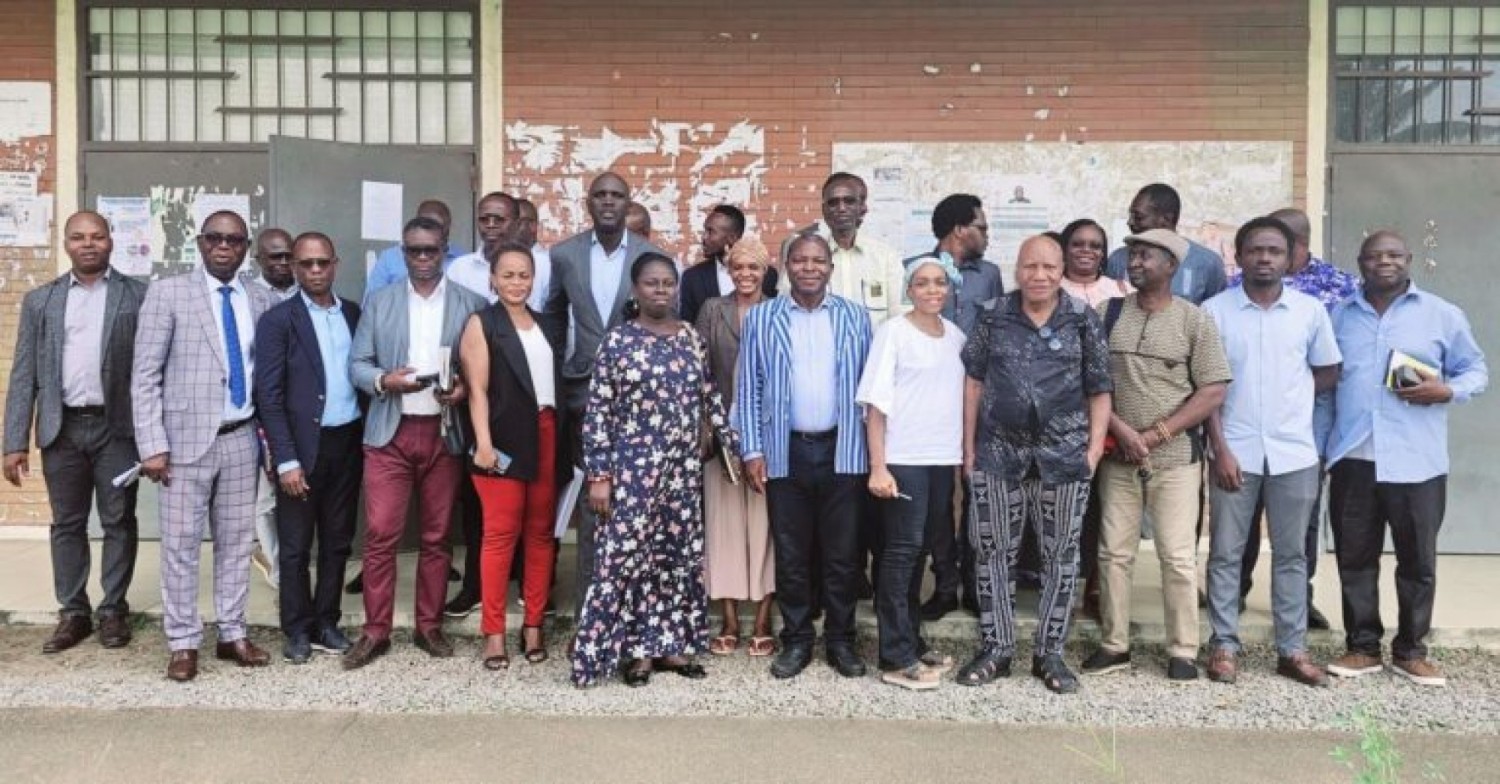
xmin=475 ymin=409 xmax=559 ymax=637
xmin=360 ymin=415 xmax=461 ymax=639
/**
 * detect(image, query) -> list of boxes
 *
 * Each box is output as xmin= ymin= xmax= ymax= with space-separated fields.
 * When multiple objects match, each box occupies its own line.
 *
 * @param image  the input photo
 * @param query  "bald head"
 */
xmin=62 ymin=210 xmax=113 ymax=278
xmin=625 ymin=202 xmax=652 ymax=239
xmin=65 ymin=210 xmax=109 ymax=235
xmin=1015 ymin=234 xmax=1064 ymax=306
xmin=1269 ymin=208 xmax=1313 ymax=273
xmin=587 ymin=172 xmax=631 ymax=236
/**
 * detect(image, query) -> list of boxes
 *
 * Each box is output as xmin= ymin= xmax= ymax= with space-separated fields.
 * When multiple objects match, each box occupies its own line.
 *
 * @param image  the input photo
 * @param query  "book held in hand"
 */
xmin=1386 ymin=349 xmax=1439 ymax=391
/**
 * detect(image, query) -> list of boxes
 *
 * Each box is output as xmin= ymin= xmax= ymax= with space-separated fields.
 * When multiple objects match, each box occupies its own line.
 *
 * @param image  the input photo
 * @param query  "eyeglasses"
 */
xmin=263 ymin=251 xmax=293 ymax=261
xmin=199 ymin=232 xmax=248 ymax=248
xmin=403 ymin=244 xmax=444 ymax=258
xmin=295 ymin=258 xmax=335 ymax=270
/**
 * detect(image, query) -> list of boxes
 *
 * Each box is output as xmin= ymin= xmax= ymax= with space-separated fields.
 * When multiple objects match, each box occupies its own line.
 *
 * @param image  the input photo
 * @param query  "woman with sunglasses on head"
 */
xmin=571 ymin=252 xmax=736 ymax=688
xmin=459 ymin=241 xmax=570 ymax=672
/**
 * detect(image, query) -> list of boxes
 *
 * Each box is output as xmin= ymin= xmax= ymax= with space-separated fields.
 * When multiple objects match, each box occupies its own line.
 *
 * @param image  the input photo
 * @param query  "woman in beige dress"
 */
xmin=696 ymin=237 xmax=776 ymax=658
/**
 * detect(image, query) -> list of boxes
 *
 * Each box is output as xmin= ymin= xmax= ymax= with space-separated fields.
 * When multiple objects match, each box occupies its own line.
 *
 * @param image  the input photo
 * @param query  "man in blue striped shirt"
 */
xmin=736 ymin=233 xmax=873 ymax=681
xmin=1322 ymin=230 xmax=1487 ymax=688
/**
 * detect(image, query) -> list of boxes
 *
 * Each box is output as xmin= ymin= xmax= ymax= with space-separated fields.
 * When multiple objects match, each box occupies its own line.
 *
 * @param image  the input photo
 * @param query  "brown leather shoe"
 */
xmin=97 ymin=613 xmax=132 ymax=649
xmin=1277 ymin=652 xmax=1330 ymax=687
xmin=166 ymin=650 xmax=199 ymax=682
xmin=42 ymin=615 xmax=94 ymax=654
xmin=342 ymin=635 xmax=391 ymax=671
xmin=1206 ymin=648 xmax=1238 ymax=684
xmin=414 ymin=628 xmax=455 ymax=658
xmin=214 ymin=638 xmax=271 ymax=667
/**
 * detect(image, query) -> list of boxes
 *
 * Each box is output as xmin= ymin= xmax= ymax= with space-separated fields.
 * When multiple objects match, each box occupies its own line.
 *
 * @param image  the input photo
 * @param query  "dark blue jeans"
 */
xmin=876 ymin=464 xmax=954 ymax=669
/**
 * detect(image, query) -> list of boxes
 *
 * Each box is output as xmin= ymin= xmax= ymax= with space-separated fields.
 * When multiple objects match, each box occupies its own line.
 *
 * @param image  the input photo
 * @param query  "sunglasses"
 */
xmin=263 ymin=251 xmax=293 ymax=261
xmin=402 ymin=244 xmax=444 ymax=258
xmin=199 ymin=232 xmax=248 ymax=248
xmin=295 ymin=258 xmax=335 ymax=270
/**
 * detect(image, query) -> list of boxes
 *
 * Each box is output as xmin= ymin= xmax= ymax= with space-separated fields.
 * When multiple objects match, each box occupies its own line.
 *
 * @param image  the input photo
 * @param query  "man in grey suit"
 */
xmin=343 ymin=216 xmax=486 ymax=670
xmin=4 ymin=211 xmax=146 ymax=654
xmin=541 ymin=171 xmax=668 ymax=619
xmin=133 ymin=210 xmax=276 ymax=682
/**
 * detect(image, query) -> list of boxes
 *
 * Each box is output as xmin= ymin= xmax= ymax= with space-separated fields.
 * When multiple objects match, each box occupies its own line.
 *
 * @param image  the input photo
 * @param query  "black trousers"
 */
xmin=1328 ymin=459 xmax=1445 ymax=661
xmin=766 ymin=433 xmax=863 ymax=647
xmin=926 ymin=473 xmax=977 ymax=600
xmin=276 ymin=422 xmax=362 ymax=637
xmin=40 ymin=410 xmax=139 ymax=619
xmin=455 ymin=475 xmax=483 ymax=600
xmin=877 ymin=465 xmax=951 ymax=669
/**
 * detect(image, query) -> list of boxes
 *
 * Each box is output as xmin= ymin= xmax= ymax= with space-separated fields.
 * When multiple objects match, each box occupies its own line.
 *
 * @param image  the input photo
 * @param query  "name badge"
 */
xmin=862 ymin=279 xmax=888 ymax=311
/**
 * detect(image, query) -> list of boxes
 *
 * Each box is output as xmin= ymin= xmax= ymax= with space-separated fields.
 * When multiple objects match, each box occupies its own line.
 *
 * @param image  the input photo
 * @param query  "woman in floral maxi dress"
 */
xmin=571 ymin=252 xmax=735 ymax=688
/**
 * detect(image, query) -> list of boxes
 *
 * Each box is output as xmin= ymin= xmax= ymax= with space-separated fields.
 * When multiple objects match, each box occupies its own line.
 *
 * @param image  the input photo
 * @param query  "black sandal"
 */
xmin=1032 ymin=654 xmax=1079 ymax=694
xmin=655 ymin=660 xmax=708 ymax=679
xmin=482 ymin=653 xmax=510 ymax=671
xmin=623 ymin=660 xmax=652 ymax=687
xmin=522 ymin=626 xmax=548 ymax=664
xmin=956 ymin=647 xmax=1012 ymax=687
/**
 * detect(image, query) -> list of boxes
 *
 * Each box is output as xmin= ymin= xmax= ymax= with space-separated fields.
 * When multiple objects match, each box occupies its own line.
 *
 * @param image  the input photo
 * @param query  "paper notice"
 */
xmin=191 ymin=192 xmax=252 ymax=234
xmin=361 ymin=181 xmax=404 ymax=243
xmin=0 ymin=172 xmax=50 ymax=247
xmin=0 ymin=82 xmax=51 ymax=141
xmin=97 ymin=196 xmax=154 ymax=275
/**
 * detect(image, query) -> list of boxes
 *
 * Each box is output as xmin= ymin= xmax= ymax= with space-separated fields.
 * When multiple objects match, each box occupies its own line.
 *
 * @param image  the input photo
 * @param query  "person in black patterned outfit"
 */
xmin=956 ymin=235 xmax=1113 ymax=694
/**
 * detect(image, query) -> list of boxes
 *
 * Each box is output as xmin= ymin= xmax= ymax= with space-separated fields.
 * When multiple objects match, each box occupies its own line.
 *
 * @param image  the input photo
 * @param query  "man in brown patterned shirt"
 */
xmin=1081 ymin=228 xmax=1230 ymax=682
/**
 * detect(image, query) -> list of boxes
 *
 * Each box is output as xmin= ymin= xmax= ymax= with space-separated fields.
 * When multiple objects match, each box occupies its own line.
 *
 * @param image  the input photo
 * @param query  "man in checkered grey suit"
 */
xmin=133 ymin=210 xmax=276 ymax=682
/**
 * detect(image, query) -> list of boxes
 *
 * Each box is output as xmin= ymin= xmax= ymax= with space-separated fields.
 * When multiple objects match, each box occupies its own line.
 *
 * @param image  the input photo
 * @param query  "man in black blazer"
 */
xmin=4 ymin=211 xmax=146 ymax=654
xmin=253 ymin=232 xmax=363 ymax=663
xmin=677 ymin=204 xmax=779 ymax=324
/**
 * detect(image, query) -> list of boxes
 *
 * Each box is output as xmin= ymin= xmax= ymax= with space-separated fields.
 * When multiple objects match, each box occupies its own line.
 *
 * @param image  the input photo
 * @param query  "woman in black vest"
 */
xmin=459 ymin=241 xmax=571 ymax=671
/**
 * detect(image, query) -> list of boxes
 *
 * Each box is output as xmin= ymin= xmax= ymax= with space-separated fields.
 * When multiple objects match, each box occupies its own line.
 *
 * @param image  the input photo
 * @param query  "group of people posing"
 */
xmin=5 ymin=172 xmax=1485 ymax=694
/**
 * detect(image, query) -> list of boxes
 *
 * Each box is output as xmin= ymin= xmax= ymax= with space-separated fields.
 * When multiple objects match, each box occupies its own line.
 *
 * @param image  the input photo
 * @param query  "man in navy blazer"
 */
xmin=253 ymin=232 xmax=364 ymax=664
xmin=677 ymin=204 xmax=780 ymax=324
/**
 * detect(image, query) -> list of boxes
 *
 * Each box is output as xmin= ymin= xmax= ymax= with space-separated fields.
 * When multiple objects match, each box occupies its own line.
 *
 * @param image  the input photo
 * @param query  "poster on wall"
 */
xmin=833 ymin=141 xmax=1294 ymax=280
xmin=96 ymin=196 xmax=154 ymax=276
xmin=0 ymin=171 xmax=50 ymax=247
xmin=0 ymin=82 xmax=51 ymax=142
xmin=147 ymin=187 xmax=253 ymax=272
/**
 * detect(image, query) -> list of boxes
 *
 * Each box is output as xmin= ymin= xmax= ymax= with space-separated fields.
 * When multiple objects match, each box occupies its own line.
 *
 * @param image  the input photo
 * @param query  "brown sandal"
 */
xmin=747 ymin=636 xmax=776 ymax=657
xmin=709 ymin=634 xmax=739 ymax=656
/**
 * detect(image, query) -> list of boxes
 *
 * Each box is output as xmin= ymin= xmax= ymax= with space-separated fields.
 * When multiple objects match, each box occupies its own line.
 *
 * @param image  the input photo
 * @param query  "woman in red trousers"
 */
xmin=460 ymin=240 xmax=570 ymax=670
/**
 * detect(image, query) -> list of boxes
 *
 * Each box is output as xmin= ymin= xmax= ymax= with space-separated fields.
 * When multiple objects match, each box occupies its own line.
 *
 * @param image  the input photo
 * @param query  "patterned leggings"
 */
xmin=969 ymin=471 xmax=1090 ymax=658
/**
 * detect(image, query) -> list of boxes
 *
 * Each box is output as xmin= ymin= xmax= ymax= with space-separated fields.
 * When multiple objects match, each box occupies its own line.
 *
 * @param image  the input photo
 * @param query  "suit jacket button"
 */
xmin=318 ymin=395 xmax=325 ymax=400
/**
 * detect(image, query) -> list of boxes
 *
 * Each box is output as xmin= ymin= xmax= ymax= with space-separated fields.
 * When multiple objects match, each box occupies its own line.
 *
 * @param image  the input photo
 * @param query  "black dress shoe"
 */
xmin=770 ymin=644 xmax=813 ymax=679
xmin=283 ymin=633 xmax=313 ymax=665
xmin=656 ymin=660 xmax=708 ymax=679
xmin=443 ymin=594 xmax=479 ymax=619
xmin=42 ymin=615 xmax=93 ymax=654
xmin=920 ymin=593 xmax=959 ymax=622
xmin=826 ymin=645 xmax=867 ymax=678
xmin=97 ymin=613 xmax=132 ymax=649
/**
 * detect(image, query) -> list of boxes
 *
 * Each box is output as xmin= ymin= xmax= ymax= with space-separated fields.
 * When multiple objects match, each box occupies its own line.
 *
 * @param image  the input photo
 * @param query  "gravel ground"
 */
xmin=2 ymin=621 xmax=1496 ymax=735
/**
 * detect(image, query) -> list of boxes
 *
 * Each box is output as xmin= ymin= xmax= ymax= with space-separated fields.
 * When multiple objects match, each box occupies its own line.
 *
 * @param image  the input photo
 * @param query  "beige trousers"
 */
xmin=1097 ymin=460 xmax=1201 ymax=659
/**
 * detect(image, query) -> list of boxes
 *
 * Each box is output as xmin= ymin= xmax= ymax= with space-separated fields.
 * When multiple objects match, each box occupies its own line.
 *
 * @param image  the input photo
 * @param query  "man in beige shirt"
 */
xmin=784 ymin=173 xmax=907 ymax=327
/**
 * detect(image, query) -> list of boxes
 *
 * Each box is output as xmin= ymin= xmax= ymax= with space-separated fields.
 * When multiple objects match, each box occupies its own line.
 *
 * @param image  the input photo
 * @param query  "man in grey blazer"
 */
xmin=541 ymin=171 xmax=668 ymax=619
xmin=343 ymin=216 xmax=486 ymax=670
xmin=4 ymin=211 xmax=146 ymax=654
xmin=133 ymin=210 xmax=276 ymax=682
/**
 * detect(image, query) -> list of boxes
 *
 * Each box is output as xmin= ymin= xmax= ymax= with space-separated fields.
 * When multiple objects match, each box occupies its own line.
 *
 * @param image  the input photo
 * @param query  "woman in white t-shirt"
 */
xmin=855 ymin=257 xmax=967 ymax=691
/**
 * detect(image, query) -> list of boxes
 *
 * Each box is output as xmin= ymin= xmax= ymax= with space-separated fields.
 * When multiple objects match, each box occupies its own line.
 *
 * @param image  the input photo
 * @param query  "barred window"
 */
xmin=85 ymin=6 xmax=475 ymax=145
xmin=1334 ymin=5 xmax=1500 ymax=145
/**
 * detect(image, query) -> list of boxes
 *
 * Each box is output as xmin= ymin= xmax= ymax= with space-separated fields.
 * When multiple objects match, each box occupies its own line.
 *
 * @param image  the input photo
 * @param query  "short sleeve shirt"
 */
xmin=1099 ymin=294 xmax=1232 ymax=470
xmin=963 ymin=291 xmax=1113 ymax=484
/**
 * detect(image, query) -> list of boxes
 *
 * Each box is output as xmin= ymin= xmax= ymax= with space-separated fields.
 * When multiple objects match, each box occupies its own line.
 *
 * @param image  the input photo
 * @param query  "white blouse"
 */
xmin=855 ymin=315 xmax=966 ymax=466
xmin=517 ymin=323 xmax=556 ymax=409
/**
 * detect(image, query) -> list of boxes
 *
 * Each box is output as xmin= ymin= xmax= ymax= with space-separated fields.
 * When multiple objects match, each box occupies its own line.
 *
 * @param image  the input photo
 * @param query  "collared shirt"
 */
xmin=277 ymin=293 xmax=360 ymax=475
xmin=61 ymin=271 xmax=109 ymax=406
xmin=1101 ymin=294 xmax=1233 ymax=470
xmin=903 ymin=252 xmax=1005 ymax=336
xmin=252 ymin=276 xmax=299 ymax=303
xmin=1202 ymin=285 xmax=1342 ymax=475
xmin=715 ymin=259 xmax=734 ymax=297
xmin=856 ymin=315 xmax=966 ymax=465
xmin=364 ymin=243 xmax=461 ymax=300
xmin=204 ymin=267 xmax=256 ymax=422
xmin=787 ymin=295 xmax=839 ymax=432
xmin=1060 ymin=275 xmax=1134 ymax=309
xmin=1104 ymin=238 xmax=1227 ymax=305
xmin=446 ymin=250 xmax=497 ymax=304
xmin=589 ymin=232 xmax=628 ymax=324
xmin=963 ymin=291 xmax=1113 ymax=483
xmin=527 ymin=243 xmax=553 ymax=313
xmin=1228 ymin=256 xmax=1358 ymax=313
xmin=402 ymin=279 xmax=448 ymax=416
xmin=1324 ymin=283 xmax=1488 ymax=483
xmin=820 ymin=227 xmax=907 ymax=325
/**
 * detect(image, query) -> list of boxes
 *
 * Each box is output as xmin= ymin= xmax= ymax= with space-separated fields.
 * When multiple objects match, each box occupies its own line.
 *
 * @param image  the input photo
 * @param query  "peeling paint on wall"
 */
xmin=506 ymin=118 xmax=768 ymax=260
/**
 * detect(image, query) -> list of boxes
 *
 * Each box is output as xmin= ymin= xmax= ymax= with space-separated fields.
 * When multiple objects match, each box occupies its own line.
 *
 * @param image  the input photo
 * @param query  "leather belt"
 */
xmin=63 ymin=405 xmax=106 ymax=417
xmin=791 ymin=429 xmax=837 ymax=442
xmin=217 ymin=418 xmax=253 ymax=436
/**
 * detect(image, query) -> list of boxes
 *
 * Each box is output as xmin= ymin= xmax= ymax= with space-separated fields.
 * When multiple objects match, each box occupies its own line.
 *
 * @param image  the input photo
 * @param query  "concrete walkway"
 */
xmin=2 ymin=707 xmax=1494 ymax=784
xmin=1 ymin=535 xmax=1497 ymax=649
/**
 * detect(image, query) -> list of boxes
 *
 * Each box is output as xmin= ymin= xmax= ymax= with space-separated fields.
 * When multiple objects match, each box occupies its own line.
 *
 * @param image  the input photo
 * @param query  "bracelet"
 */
xmin=1153 ymin=421 xmax=1173 ymax=444
xmin=586 ymin=473 xmax=611 ymax=483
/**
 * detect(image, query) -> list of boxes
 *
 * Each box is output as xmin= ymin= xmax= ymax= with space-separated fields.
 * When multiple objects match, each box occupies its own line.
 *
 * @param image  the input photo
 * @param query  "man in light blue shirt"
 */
xmin=1103 ymin=183 xmax=1227 ymax=305
xmin=1322 ymin=230 xmax=1487 ymax=688
xmin=1201 ymin=217 xmax=1341 ymax=688
xmin=364 ymin=199 xmax=463 ymax=300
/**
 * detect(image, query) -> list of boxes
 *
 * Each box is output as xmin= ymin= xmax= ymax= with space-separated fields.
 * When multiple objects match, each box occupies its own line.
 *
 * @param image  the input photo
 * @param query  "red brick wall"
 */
xmin=0 ymin=0 xmax=57 ymax=525
xmin=503 ymin=0 xmax=1308 ymax=259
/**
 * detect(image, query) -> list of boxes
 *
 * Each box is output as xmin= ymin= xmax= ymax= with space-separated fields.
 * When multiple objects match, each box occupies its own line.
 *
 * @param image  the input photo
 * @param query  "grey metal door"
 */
xmin=1329 ymin=151 xmax=1500 ymax=553
xmin=268 ymin=137 xmax=475 ymax=304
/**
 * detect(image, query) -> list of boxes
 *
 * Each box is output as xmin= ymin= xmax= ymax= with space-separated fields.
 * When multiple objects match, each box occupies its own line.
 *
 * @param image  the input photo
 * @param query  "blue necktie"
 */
xmin=219 ymin=285 xmax=246 ymax=408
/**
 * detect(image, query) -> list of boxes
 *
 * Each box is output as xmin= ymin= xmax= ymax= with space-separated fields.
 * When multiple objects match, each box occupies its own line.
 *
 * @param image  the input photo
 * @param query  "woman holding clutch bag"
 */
xmin=695 ymin=238 xmax=777 ymax=659
xmin=572 ymin=253 xmax=736 ymax=688
xmin=459 ymin=241 xmax=570 ymax=671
